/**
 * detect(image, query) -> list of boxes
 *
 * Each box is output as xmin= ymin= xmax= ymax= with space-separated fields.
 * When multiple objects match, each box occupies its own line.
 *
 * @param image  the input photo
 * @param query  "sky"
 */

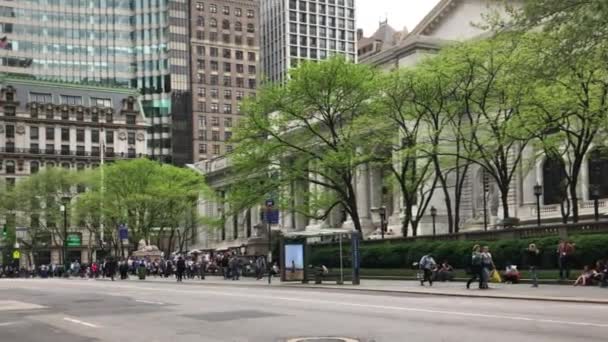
xmin=357 ymin=0 xmax=442 ymax=36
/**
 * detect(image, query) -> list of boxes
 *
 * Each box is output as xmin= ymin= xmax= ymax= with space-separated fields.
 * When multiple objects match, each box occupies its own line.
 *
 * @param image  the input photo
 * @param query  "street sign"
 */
xmin=265 ymin=210 xmax=280 ymax=224
xmin=118 ymin=224 xmax=128 ymax=240
xmin=66 ymin=233 xmax=81 ymax=247
xmin=12 ymin=250 xmax=20 ymax=260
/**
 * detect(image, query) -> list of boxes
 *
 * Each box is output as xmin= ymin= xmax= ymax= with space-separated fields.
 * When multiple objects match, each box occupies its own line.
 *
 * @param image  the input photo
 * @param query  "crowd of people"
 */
xmin=0 ymin=251 xmax=280 ymax=282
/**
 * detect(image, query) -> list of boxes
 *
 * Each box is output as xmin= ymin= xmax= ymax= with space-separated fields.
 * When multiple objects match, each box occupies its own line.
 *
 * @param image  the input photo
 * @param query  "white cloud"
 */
xmin=356 ymin=0 xmax=441 ymax=36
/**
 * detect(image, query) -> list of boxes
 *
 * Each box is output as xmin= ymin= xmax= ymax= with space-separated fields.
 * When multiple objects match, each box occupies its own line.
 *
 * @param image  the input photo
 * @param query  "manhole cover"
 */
xmin=287 ymin=338 xmax=359 ymax=342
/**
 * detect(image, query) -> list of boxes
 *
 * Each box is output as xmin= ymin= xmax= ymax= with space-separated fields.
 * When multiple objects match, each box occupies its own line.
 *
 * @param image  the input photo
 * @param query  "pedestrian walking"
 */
xmin=557 ymin=240 xmax=575 ymax=280
xmin=255 ymin=255 xmax=266 ymax=280
xmin=105 ymin=257 xmax=117 ymax=281
xmin=527 ymin=243 xmax=541 ymax=287
xmin=418 ymin=253 xmax=436 ymax=287
xmin=480 ymin=246 xmax=495 ymax=289
xmin=176 ymin=256 xmax=186 ymax=282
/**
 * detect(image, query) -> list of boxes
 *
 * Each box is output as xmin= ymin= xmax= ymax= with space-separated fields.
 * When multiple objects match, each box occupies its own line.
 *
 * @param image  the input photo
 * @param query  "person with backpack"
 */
xmin=419 ymin=253 xmax=436 ymax=286
xmin=466 ymin=244 xmax=483 ymax=289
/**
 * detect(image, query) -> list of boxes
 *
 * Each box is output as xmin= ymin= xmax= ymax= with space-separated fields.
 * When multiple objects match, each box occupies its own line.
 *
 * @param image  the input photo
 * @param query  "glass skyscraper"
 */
xmin=0 ymin=0 xmax=177 ymax=162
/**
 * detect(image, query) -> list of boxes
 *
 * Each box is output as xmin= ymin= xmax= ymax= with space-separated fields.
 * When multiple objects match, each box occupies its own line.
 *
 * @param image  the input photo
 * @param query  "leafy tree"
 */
xmin=229 ymin=56 xmax=378 ymax=232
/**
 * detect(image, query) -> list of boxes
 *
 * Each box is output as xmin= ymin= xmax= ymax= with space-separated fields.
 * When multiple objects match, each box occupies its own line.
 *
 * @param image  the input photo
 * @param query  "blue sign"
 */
xmin=118 ymin=224 xmax=128 ymax=240
xmin=265 ymin=210 xmax=280 ymax=224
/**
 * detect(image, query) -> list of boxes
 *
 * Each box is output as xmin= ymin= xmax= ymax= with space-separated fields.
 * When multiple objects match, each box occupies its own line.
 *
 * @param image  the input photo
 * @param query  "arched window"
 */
xmin=210 ymin=18 xmax=217 ymax=28
xmin=5 ymin=160 xmax=15 ymax=174
xmin=222 ymin=19 xmax=230 ymax=30
xmin=588 ymin=147 xmax=608 ymax=198
xmin=196 ymin=16 xmax=204 ymax=26
xmin=30 ymin=161 xmax=39 ymax=174
xmin=235 ymin=21 xmax=242 ymax=31
xmin=543 ymin=155 xmax=567 ymax=205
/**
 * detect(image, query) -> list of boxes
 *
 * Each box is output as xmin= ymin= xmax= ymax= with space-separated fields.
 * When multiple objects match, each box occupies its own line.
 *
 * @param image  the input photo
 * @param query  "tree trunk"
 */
xmin=570 ymin=180 xmax=579 ymax=223
xmin=433 ymin=156 xmax=454 ymax=234
xmin=501 ymin=189 xmax=510 ymax=220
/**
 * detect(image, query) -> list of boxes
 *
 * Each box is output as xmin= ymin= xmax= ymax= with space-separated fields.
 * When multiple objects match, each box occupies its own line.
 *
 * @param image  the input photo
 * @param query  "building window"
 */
xmin=76 ymin=145 xmax=85 ymax=156
xmin=226 ymin=145 xmax=233 ymax=153
xmin=106 ymin=130 xmax=114 ymax=144
xmin=211 ymin=89 xmax=219 ymax=98
xmin=236 ymin=77 xmax=244 ymax=88
xmin=213 ymin=145 xmax=220 ymax=155
xmin=197 ymin=16 xmax=204 ymax=26
xmin=236 ymin=91 xmax=244 ymax=100
xmin=76 ymin=111 xmax=84 ymax=121
xmin=211 ymin=32 xmax=218 ymax=41
xmin=543 ymin=155 xmax=567 ymax=205
xmin=198 ymin=101 xmax=206 ymax=111
xmin=210 ymin=4 xmax=217 ymax=13
xmin=248 ymin=79 xmax=256 ymax=89
xmin=223 ymin=76 xmax=232 ymax=87
xmin=235 ymin=21 xmax=242 ymax=31
xmin=210 ymin=47 xmax=218 ymax=57
xmin=211 ymin=117 xmax=220 ymax=126
xmin=210 ymin=18 xmax=217 ymax=28
xmin=61 ymin=145 xmax=70 ymax=155
xmin=211 ymin=103 xmax=219 ymax=113
xmin=61 ymin=128 xmax=70 ymax=141
xmin=30 ymin=126 xmax=39 ymax=140
xmin=60 ymin=95 xmax=82 ymax=105
xmin=223 ymin=104 xmax=232 ymax=114
xmin=223 ymin=49 xmax=231 ymax=58
xmin=197 ymin=73 xmax=205 ymax=84
xmin=128 ymin=148 xmax=136 ymax=158
xmin=235 ymin=8 xmax=242 ymax=17
xmin=247 ymin=52 xmax=256 ymax=61
xmin=106 ymin=147 xmax=114 ymax=157
xmin=30 ymin=161 xmax=39 ymax=174
xmin=198 ymin=87 xmax=206 ymax=97
xmin=210 ymin=75 xmax=218 ymax=85
xmin=236 ymin=50 xmax=244 ymax=60
xmin=105 ymin=113 xmax=113 ymax=123
xmin=91 ymin=112 xmax=99 ymax=122
xmin=248 ymin=65 xmax=256 ymax=75
xmin=199 ymin=116 xmax=207 ymax=128
xmin=92 ymin=146 xmax=100 ymax=156
xmin=225 ymin=131 xmax=233 ymax=141
xmin=236 ymin=64 xmax=244 ymax=73
xmin=224 ymin=90 xmax=232 ymax=100
xmin=91 ymin=130 xmax=99 ymax=143
xmin=91 ymin=97 xmax=111 ymax=107
xmin=247 ymin=9 xmax=254 ymax=18
xmin=588 ymin=148 xmax=608 ymax=198
xmin=247 ymin=37 xmax=254 ymax=46
xmin=5 ymin=161 xmax=15 ymax=174
xmin=197 ymin=46 xmax=205 ymax=55
xmin=212 ymin=131 xmax=220 ymax=141
xmin=196 ymin=2 xmax=204 ymax=11
xmin=225 ymin=118 xmax=233 ymax=127
xmin=30 ymin=143 xmax=39 ymax=154
xmin=222 ymin=19 xmax=230 ymax=30
xmin=199 ymin=143 xmax=207 ymax=154
xmin=223 ymin=6 xmax=230 ymax=15
xmin=247 ymin=23 xmax=255 ymax=33
xmin=61 ymin=109 xmax=69 ymax=120
xmin=126 ymin=114 xmax=136 ymax=125
xmin=30 ymin=92 xmax=52 ymax=103
xmin=128 ymin=132 xmax=135 ymax=145
xmin=211 ymin=61 xmax=219 ymax=71
xmin=45 ymin=144 xmax=54 ymax=154
xmin=76 ymin=129 xmax=85 ymax=142
xmin=222 ymin=34 xmax=231 ymax=43
xmin=224 ymin=62 xmax=231 ymax=72
xmin=196 ymin=30 xmax=205 ymax=40
xmin=235 ymin=36 xmax=242 ymax=45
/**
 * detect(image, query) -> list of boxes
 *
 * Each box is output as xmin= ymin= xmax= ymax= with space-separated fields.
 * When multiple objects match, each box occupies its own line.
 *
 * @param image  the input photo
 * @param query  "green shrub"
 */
xmin=309 ymin=234 xmax=608 ymax=270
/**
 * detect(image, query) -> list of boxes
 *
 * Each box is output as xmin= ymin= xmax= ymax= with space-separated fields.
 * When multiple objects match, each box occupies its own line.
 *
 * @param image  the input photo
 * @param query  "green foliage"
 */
xmin=229 ymin=56 xmax=379 ymax=231
xmin=310 ymin=234 xmax=608 ymax=270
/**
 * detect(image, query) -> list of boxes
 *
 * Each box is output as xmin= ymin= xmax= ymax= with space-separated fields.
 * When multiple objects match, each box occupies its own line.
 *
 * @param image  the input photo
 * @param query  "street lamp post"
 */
xmin=482 ymin=171 xmax=488 ymax=232
xmin=370 ymin=206 xmax=387 ymax=239
xmin=430 ymin=206 xmax=437 ymax=236
xmin=591 ymin=185 xmax=601 ymax=221
xmin=534 ymin=184 xmax=543 ymax=227
xmin=60 ymin=196 xmax=71 ymax=271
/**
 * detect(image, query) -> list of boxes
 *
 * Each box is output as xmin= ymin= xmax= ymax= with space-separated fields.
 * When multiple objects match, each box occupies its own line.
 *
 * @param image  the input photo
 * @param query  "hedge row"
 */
xmin=309 ymin=234 xmax=608 ymax=269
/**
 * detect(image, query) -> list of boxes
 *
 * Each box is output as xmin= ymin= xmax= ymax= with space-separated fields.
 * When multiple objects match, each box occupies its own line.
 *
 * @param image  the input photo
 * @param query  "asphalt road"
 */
xmin=0 ymin=278 xmax=607 ymax=342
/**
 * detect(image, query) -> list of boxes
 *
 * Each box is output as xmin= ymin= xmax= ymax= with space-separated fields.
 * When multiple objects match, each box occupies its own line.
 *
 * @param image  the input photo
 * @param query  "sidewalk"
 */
xmin=92 ymin=275 xmax=608 ymax=304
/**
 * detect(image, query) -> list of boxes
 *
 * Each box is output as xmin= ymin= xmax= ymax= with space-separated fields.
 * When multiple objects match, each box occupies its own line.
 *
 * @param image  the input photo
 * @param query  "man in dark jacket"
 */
xmin=105 ymin=257 xmax=117 ymax=281
xmin=527 ymin=243 xmax=541 ymax=287
xmin=176 ymin=256 xmax=186 ymax=282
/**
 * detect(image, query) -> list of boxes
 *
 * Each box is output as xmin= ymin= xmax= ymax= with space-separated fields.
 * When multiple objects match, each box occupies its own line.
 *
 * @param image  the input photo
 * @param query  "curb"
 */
xmin=282 ymin=284 xmax=608 ymax=305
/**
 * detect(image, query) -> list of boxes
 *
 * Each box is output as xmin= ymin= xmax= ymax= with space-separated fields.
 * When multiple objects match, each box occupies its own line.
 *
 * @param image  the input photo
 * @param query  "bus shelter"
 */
xmin=280 ymin=228 xmax=361 ymax=285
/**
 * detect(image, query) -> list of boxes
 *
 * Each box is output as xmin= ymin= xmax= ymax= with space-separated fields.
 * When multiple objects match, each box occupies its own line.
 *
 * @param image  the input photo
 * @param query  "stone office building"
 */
xmin=0 ymin=76 xmax=148 ymax=265
xmin=190 ymin=0 xmax=261 ymax=162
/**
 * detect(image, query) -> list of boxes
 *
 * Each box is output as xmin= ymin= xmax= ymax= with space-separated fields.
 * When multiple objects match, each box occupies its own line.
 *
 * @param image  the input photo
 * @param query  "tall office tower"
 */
xmin=0 ymin=0 xmax=175 ymax=163
xmin=190 ymin=0 xmax=260 ymax=162
xmin=260 ymin=0 xmax=356 ymax=84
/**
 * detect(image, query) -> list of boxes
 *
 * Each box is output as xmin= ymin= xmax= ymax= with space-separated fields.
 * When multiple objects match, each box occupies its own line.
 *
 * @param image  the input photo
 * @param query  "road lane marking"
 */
xmin=63 ymin=317 xmax=99 ymax=328
xmin=0 ymin=321 xmax=19 ymax=327
xmin=10 ymin=280 xmax=608 ymax=329
xmin=135 ymin=299 xmax=164 ymax=305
